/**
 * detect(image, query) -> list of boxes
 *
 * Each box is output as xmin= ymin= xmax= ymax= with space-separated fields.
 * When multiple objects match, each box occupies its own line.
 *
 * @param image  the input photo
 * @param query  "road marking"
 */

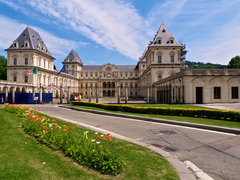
xmin=184 ymin=161 xmax=214 ymax=180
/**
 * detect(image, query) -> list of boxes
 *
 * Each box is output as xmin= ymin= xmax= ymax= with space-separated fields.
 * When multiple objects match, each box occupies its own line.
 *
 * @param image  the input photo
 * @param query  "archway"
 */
xmin=103 ymin=82 xmax=106 ymax=88
xmin=107 ymin=90 xmax=111 ymax=97
xmin=103 ymin=90 xmax=106 ymax=97
xmin=107 ymin=82 xmax=111 ymax=88
xmin=16 ymin=87 xmax=21 ymax=93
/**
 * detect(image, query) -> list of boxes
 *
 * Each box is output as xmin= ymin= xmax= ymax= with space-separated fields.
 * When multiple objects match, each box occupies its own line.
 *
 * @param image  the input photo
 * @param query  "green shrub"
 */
xmin=71 ymin=101 xmax=240 ymax=122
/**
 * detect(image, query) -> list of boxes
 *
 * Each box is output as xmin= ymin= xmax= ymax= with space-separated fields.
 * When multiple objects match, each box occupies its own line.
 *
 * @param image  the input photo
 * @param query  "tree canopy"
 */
xmin=0 ymin=55 xmax=7 ymax=80
xmin=227 ymin=56 xmax=240 ymax=69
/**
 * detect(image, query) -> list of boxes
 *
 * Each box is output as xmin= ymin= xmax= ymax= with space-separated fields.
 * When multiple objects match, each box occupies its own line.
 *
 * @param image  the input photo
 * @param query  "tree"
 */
xmin=227 ymin=56 xmax=240 ymax=69
xmin=0 ymin=55 xmax=7 ymax=80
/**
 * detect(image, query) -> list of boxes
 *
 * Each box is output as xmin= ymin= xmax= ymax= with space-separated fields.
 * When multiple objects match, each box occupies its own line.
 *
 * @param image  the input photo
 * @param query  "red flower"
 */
xmin=120 ymin=146 xmax=123 ymax=148
xmin=54 ymin=120 xmax=57 ymax=123
xmin=28 ymin=117 xmax=31 ymax=120
xmin=70 ymin=131 xmax=72 ymax=133
xmin=96 ymin=136 xmax=100 ymax=139
xmin=104 ymin=136 xmax=107 ymax=139
xmin=106 ymin=133 xmax=110 ymax=136
xmin=109 ymin=137 xmax=112 ymax=141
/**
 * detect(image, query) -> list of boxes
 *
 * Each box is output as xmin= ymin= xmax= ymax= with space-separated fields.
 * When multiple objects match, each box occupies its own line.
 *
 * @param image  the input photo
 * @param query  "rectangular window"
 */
xmin=25 ymin=58 xmax=28 ymax=65
xmin=158 ymin=56 xmax=162 ymax=63
xmin=171 ymin=55 xmax=174 ymax=62
xmin=25 ymin=76 xmax=28 ymax=83
xmin=232 ymin=87 xmax=239 ymax=99
xmin=14 ymin=58 xmax=17 ymax=65
xmin=13 ymin=76 xmax=17 ymax=82
xmin=214 ymin=87 xmax=221 ymax=99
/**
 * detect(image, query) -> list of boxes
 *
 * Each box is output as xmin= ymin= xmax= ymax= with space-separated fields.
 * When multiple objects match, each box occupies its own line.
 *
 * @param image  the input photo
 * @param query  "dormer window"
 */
xmin=13 ymin=41 xmax=18 ymax=48
xmin=42 ymin=46 xmax=46 ymax=51
xmin=37 ymin=43 xmax=41 ymax=50
xmin=158 ymin=40 xmax=161 ymax=44
xmin=46 ymin=49 xmax=50 ymax=54
xmin=169 ymin=37 xmax=174 ymax=44
xmin=24 ymin=41 xmax=29 ymax=48
xmin=162 ymin=29 xmax=165 ymax=32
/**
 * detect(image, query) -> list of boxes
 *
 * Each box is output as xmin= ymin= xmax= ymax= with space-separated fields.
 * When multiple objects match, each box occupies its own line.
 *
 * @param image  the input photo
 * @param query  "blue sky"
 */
xmin=0 ymin=0 xmax=240 ymax=70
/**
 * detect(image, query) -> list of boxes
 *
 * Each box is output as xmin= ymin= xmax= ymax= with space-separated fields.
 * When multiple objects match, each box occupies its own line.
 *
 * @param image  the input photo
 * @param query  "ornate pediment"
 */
xmin=102 ymin=63 xmax=116 ymax=71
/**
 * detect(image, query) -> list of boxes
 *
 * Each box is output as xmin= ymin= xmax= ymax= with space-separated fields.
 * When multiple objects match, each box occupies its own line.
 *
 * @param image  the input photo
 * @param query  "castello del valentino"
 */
xmin=2 ymin=22 xmax=240 ymax=104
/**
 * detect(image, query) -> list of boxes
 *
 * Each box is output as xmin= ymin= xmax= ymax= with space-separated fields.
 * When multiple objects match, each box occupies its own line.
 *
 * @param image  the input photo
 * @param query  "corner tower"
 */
xmin=62 ymin=49 xmax=83 ymax=77
xmin=5 ymin=26 xmax=55 ymax=84
xmin=138 ymin=22 xmax=187 ymax=97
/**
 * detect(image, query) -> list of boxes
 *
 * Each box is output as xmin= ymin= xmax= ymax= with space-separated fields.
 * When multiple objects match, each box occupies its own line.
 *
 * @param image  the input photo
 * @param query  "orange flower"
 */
xmin=120 ymin=146 xmax=123 ymax=148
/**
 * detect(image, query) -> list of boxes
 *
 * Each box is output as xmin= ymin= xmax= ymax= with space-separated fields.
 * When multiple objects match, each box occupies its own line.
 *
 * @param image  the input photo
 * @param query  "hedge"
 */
xmin=71 ymin=101 xmax=240 ymax=122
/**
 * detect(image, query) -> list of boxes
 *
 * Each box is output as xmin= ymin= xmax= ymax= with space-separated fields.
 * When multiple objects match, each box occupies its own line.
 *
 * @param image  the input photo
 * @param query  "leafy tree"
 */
xmin=0 ymin=55 xmax=7 ymax=80
xmin=185 ymin=60 xmax=227 ymax=69
xmin=227 ymin=56 xmax=240 ymax=69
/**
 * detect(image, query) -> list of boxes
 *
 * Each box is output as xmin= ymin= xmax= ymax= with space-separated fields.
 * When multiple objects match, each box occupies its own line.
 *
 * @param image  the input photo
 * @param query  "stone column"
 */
xmin=32 ymin=87 xmax=36 ymax=103
xmin=60 ymin=84 xmax=62 ymax=104
xmin=96 ymin=86 xmax=98 ymax=103
xmin=154 ymin=86 xmax=157 ymax=103
xmin=40 ymin=84 xmax=43 ymax=104
xmin=117 ymin=86 xmax=120 ymax=104
xmin=5 ymin=87 xmax=8 ymax=103
xmin=89 ymin=86 xmax=91 ymax=102
xmin=67 ymin=86 xmax=70 ymax=104
xmin=147 ymin=86 xmax=150 ymax=104
xmin=12 ymin=88 xmax=15 ymax=104
xmin=125 ymin=85 xmax=128 ymax=104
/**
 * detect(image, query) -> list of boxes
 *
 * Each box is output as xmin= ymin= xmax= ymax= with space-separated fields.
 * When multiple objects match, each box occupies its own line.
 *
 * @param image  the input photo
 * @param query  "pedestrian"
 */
xmin=78 ymin=94 xmax=81 ymax=101
xmin=1 ymin=96 xmax=3 ymax=104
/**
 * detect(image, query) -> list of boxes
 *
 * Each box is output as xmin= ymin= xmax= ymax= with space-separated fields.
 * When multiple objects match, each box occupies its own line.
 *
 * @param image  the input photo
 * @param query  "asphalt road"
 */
xmin=28 ymin=104 xmax=240 ymax=180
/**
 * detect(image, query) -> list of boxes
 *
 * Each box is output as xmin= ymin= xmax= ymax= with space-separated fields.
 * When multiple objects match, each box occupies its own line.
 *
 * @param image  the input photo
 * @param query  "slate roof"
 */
xmin=5 ymin=26 xmax=54 ymax=58
xmin=63 ymin=49 xmax=83 ymax=65
xmin=151 ymin=22 xmax=182 ymax=47
xmin=82 ymin=65 xmax=138 ymax=71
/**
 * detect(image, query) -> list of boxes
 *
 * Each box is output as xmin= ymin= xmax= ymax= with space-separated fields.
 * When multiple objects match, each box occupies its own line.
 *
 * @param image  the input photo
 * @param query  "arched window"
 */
xmin=13 ymin=74 xmax=17 ymax=82
xmin=158 ymin=73 xmax=162 ymax=80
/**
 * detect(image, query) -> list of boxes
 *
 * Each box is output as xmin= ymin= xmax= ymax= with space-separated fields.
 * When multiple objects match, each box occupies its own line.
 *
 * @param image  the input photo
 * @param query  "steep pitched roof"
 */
xmin=63 ymin=49 xmax=83 ymax=65
xmin=151 ymin=22 xmax=182 ymax=47
xmin=5 ymin=26 xmax=54 ymax=58
xmin=81 ymin=65 xmax=138 ymax=71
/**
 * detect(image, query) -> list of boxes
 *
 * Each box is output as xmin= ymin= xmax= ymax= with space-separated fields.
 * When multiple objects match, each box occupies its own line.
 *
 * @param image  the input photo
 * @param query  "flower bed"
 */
xmin=71 ymin=101 xmax=240 ymax=122
xmin=4 ymin=103 xmax=125 ymax=175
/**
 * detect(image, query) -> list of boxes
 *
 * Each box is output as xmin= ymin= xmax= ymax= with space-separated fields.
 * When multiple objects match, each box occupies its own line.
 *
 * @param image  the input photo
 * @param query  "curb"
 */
xmin=59 ymin=105 xmax=240 ymax=135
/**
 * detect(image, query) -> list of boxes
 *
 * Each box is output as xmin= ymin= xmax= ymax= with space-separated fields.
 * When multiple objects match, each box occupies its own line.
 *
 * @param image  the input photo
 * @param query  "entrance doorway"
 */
xmin=196 ymin=87 xmax=203 ymax=104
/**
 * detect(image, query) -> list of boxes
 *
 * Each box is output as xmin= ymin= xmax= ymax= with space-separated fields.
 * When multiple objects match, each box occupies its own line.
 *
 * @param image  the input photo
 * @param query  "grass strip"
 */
xmin=66 ymin=105 xmax=240 ymax=129
xmin=1 ymin=107 xmax=179 ymax=180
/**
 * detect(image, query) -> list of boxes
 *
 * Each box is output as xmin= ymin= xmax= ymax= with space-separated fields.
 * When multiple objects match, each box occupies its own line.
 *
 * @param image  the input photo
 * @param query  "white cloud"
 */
xmin=1 ymin=0 xmax=148 ymax=60
xmin=0 ymin=15 xmax=86 ymax=59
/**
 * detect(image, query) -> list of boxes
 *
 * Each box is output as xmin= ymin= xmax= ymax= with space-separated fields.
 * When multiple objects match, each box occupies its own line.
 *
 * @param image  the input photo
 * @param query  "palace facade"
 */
xmin=2 ymin=23 xmax=240 ymax=104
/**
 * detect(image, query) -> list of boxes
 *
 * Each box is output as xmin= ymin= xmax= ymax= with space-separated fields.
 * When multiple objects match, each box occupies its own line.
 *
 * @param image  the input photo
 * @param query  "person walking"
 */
xmin=1 ymin=96 xmax=4 ymax=104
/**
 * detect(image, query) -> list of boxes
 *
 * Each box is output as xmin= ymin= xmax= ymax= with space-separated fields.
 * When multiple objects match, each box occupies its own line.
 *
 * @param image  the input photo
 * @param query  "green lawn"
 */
xmin=0 ymin=108 xmax=179 ymax=180
xmin=136 ymin=104 xmax=209 ymax=109
xmin=66 ymin=105 xmax=240 ymax=129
